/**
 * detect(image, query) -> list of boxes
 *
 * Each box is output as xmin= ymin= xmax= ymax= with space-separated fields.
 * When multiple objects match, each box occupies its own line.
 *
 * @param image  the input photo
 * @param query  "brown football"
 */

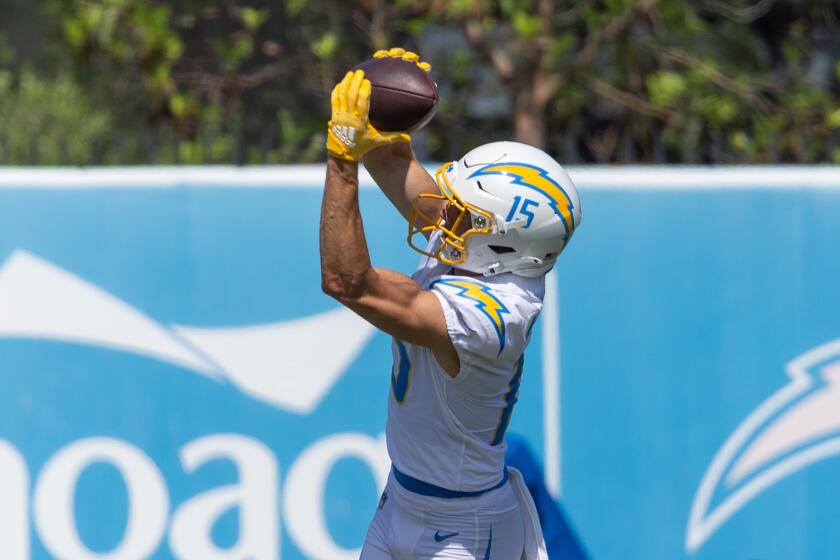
xmin=354 ymin=57 xmax=438 ymax=133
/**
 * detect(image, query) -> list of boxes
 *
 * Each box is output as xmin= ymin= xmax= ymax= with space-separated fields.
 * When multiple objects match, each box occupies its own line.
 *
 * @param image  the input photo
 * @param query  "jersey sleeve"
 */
xmin=429 ymin=278 xmax=517 ymax=372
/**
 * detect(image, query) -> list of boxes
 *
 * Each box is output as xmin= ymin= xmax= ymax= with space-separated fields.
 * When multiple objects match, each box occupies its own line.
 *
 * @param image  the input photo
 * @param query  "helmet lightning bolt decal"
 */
xmin=432 ymin=279 xmax=510 ymax=354
xmin=468 ymin=163 xmax=576 ymax=237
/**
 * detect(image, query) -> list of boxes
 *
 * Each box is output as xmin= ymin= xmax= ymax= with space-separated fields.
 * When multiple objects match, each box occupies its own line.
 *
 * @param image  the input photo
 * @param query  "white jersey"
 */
xmin=385 ymin=247 xmax=544 ymax=492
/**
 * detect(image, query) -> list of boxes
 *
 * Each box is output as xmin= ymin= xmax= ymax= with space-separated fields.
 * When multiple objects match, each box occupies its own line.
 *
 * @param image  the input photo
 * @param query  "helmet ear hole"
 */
xmin=488 ymin=245 xmax=516 ymax=255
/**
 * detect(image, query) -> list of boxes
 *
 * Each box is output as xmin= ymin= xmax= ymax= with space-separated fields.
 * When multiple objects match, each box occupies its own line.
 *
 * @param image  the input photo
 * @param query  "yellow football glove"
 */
xmin=326 ymin=69 xmax=410 ymax=162
xmin=372 ymin=47 xmax=432 ymax=72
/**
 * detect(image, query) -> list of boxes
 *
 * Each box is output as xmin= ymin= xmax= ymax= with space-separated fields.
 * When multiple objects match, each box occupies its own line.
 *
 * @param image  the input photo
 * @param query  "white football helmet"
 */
xmin=408 ymin=141 xmax=582 ymax=278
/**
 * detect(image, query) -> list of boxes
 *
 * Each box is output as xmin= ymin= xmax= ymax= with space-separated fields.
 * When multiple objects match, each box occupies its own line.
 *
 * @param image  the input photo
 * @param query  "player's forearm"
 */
xmin=320 ymin=156 xmax=375 ymax=300
xmin=320 ymin=163 xmax=436 ymax=336
xmin=363 ymin=143 xmax=438 ymax=220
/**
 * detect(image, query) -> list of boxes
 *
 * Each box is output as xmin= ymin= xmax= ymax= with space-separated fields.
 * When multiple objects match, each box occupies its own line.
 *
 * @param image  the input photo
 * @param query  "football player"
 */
xmin=320 ymin=48 xmax=582 ymax=559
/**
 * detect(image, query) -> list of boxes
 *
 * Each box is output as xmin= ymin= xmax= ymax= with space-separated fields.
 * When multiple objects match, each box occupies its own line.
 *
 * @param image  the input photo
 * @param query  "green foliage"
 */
xmin=311 ymin=32 xmax=337 ymax=61
xmin=2 ymin=0 xmax=839 ymax=165
xmin=285 ymin=0 xmax=307 ymax=17
xmin=647 ymin=72 xmax=688 ymax=107
xmin=214 ymin=35 xmax=253 ymax=72
xmin=0 ymin=69 xmax=113 ymax=164
xmin=511 ymin=11 xmax=540 ymax=39
xmin=0 ymin=32 xmax=12 ymax=65
xmin=237 ymin=7 xmax=269 ymax=32
xmin=445 ymin=0 xmax=475 ymax=19
xmin=59 ymin=0 xmax=184 ymax=93
xmin=828 ymin=108 xmax=840 ymax=129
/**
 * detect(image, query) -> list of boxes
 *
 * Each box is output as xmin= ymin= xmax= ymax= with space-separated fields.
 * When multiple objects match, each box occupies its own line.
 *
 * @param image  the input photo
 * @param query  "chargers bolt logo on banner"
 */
xmin=687 ymin=338 xmax=840 ymax=552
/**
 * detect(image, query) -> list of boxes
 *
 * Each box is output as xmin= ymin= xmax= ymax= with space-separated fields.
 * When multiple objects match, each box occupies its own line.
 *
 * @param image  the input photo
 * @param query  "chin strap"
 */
xmin=497 ymin=218 xmax=529 ymax=235
xmin=484 ymin=262 xmax=503 ymax=276
xmin=486 ymin=255 xmax=548 ymax=278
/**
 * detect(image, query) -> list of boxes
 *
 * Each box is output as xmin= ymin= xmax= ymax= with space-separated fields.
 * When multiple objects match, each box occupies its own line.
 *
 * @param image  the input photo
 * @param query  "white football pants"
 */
xmin=360 ymin=471 xmax=525 ymax=559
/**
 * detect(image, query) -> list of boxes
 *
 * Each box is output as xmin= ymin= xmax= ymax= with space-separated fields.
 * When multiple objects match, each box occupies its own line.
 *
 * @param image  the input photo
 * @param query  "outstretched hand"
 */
xmin=326 ymin=69 xmax=410 ymax=162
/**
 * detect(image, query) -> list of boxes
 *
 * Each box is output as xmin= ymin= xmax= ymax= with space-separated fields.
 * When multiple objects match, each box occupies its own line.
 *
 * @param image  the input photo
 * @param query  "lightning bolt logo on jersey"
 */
xmin=429 ymin=278 xmax=510 ymax=355
xmin=468 ymin=163 xmax=577 ymax=238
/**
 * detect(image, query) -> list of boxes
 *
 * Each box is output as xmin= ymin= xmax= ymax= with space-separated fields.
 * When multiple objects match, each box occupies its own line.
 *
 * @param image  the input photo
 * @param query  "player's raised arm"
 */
xmin=363 ymin=142 xmax=438 ymax=221
xmin=360 ymin=48 xmax=440 ymax=221
xmin=321 ymin=69 xmax=459 ymax=376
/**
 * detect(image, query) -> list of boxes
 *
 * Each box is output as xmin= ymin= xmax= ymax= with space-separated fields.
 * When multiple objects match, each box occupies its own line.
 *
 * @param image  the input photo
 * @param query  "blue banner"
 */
xmin=560 ymin=176 xmax=840 ymax=560
xmin=0 ymin=167 xmax=838 ymax=559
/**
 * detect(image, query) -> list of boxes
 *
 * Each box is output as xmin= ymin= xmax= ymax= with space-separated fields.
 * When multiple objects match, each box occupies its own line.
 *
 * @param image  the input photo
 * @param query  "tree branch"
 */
xmin=701 ymin=0 xmax=776 ymax=24
xmin=661 ymin=47 xmax=775 ymax=112
xmin=462 ymin=19 xmax=515 ymax=80
xmin=575 ymin=0 xmax=658 ymax=67
xmin=174 ymin=61 xmax=284 ymax=91
xmin=587 ymin=77 xmax=675 ymax=120
xmin=534 ymin=73 xmax=564 ymax=108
